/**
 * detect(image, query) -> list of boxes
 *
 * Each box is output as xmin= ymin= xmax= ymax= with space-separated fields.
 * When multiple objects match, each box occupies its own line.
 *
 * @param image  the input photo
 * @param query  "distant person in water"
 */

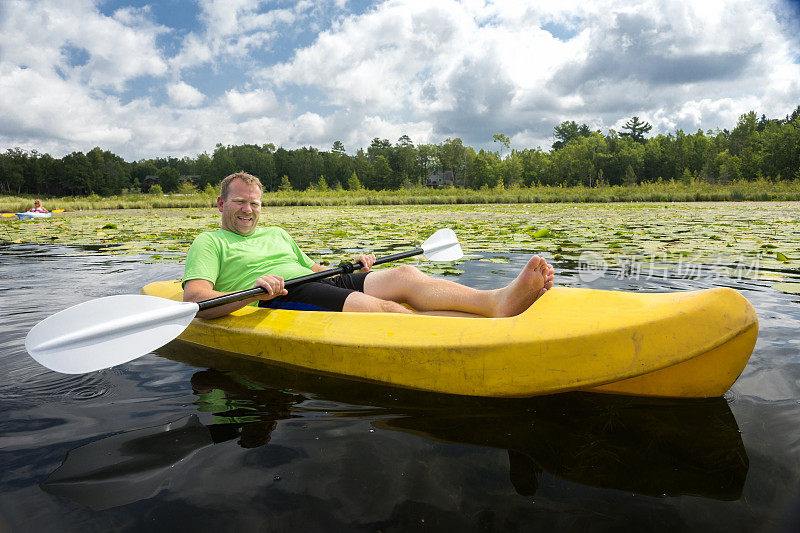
xmin=29 ymin=200 xmax=48 ymax=213
xmin=182 ymin=172 xmax=555 ymax=319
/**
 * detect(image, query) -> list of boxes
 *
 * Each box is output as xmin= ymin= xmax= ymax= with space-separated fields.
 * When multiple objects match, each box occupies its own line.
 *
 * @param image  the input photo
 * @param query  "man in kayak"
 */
xmin=29 ymin=200 xmax=49 ymax=213
xmin=183 ymin=172 xmax=555 ymax=319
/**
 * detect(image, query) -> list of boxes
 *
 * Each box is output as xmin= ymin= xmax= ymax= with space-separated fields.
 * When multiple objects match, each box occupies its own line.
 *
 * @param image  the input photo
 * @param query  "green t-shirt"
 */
xmin=182 ymin=227 xmax=315 ymax=292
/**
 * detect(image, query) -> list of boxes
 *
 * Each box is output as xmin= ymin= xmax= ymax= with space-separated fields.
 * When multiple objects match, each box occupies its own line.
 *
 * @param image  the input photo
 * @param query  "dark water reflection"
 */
xmin=1 ymin=243 xmax=800 ymax=531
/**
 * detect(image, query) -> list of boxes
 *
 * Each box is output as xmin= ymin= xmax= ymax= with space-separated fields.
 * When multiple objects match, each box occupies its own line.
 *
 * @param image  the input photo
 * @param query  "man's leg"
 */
xmin=342 ymin=256 xmax=554 ymax=317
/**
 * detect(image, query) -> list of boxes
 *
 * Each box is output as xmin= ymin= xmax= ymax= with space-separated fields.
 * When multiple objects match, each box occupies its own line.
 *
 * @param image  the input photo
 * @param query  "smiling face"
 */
xmin=218 ymin=178 xmax=262 ymax=236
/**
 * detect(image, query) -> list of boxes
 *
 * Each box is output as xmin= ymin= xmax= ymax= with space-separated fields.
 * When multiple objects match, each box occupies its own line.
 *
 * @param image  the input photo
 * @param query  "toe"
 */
xmin=526 ymin=255 xmax=542 ymax=269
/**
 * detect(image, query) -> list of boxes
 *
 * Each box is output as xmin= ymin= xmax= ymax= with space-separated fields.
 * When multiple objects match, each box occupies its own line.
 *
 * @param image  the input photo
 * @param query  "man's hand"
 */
xmin=357 ymin=253 xmax=376 ymax=273
xmin=253 ymin=274 xmax=288 ymax=300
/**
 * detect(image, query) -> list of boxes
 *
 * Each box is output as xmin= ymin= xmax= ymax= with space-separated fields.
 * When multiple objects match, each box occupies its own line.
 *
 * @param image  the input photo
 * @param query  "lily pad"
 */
xmin=2 ymin=203 xmax=799 ymax=275
xmin=772 ymin=282 xmax=800 ymax=294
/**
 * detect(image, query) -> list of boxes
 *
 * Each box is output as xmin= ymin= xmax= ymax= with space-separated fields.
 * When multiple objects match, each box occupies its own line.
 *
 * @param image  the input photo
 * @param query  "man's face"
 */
xmin=218 ymin=179 xmax=262 ymax=236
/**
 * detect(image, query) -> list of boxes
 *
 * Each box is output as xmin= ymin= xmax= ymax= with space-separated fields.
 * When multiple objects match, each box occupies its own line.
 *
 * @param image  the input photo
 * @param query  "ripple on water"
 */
xmin=1 ymin=365 xmax=113 ymax=408
xmin=67 ymin=384 xmax=110 ymax=401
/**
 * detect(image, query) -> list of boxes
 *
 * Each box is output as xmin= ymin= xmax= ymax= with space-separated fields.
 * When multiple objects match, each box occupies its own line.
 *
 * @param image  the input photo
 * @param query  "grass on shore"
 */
xmin=2 ymin=178 xmax=799 ymax=212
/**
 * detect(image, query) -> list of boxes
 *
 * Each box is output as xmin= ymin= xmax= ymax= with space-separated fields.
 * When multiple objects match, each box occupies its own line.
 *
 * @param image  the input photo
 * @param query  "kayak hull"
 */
xmin=16 ymin=212 xmax=52 ymax=220
xmin=141 ymin=281 xmax=758 ymax=398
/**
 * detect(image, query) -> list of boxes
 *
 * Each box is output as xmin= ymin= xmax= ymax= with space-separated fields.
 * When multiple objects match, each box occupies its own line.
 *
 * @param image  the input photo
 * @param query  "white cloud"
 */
xmin=170 ymin=33 xmax=215 ymax=72
xmin=263 ymin=0 xmax=800 ymax=149
xmin=223 ymin=88 xmax=281 ymax=117
xmin=170 ymin=0 xmax=300 ymax=71
xmin=0 ymin=0 xmax=799 ymax=160
xmin=0 ymin=0 xmax=168 ymax=92
xmin=0 ymin=63 xmax=133 ymax=146
xmin=168 ymin=82 xmax=206 ymax=107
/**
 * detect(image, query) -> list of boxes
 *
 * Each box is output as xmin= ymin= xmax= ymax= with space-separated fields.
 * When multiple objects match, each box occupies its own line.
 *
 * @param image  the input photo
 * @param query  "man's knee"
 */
xmin=375 ymin=298 xmax=412 ymax=313
xmin=343 ymin=292 xmax=411 ymax=314
xmin=392 ymin=264 xmax=425 ymax=280
xmin=362 ymin=264 xmax=428 ymax=303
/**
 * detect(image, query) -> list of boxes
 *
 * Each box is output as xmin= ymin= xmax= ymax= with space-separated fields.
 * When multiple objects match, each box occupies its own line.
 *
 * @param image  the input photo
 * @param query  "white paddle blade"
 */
xmin=421 ymin=228 xmax=463 ymax=261
xmin=26 ymin=295 xmax=200 ymax=374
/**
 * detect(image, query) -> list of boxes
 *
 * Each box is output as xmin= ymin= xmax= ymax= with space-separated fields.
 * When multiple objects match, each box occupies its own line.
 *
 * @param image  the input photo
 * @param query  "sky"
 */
xmin=1 ymin=0 xmax=799 ymax=161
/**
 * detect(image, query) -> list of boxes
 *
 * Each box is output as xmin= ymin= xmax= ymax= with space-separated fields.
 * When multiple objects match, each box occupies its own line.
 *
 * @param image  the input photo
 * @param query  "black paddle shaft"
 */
xmin=196 ymin=247 xmax=423 ymax=311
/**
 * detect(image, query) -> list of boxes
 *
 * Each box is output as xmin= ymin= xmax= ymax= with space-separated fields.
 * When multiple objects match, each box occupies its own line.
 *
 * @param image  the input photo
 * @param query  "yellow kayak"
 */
xmin=141 ymin=280 xmax=758 ymax=398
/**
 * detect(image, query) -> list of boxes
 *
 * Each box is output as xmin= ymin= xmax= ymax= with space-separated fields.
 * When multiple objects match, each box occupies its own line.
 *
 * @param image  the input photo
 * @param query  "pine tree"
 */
xmin=621 ymin=117 xmax=653 ymax=143
xmin=624 ymin=164 xmax=637 ymax=185
xmin=347 ymin=171 xmax=361 ymax=190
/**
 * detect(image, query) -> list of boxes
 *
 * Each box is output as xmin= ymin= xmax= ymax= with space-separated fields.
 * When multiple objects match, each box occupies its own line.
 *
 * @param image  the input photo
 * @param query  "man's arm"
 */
xmin=183 ymin=276 xmax=287 ymax=319
xmin=308 ymin=254 xmax=375 ymax=274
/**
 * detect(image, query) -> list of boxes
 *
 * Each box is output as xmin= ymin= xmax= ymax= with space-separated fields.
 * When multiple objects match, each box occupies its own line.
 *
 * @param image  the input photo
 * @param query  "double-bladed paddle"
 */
xmin=26 ymin=228 xmax=463 ymax=374
xmin=3 ymin=209 xmax=64 ymax=217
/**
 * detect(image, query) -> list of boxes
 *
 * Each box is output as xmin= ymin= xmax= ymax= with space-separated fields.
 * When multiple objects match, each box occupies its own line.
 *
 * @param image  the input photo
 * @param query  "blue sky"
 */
xmin=1 ymin=0 xmax=799 ymax=161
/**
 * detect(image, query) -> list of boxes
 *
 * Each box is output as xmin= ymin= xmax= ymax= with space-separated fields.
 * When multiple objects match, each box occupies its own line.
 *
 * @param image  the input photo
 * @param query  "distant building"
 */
xmin=426 ymin=170 xmax=454 ymax=187
xmin=142 ymin=175 xmax=159 ymax=192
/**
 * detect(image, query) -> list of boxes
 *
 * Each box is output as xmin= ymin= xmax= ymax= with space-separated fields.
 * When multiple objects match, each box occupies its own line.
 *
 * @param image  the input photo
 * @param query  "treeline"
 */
xmin=1 ymin=108 xmax=798 ymax=197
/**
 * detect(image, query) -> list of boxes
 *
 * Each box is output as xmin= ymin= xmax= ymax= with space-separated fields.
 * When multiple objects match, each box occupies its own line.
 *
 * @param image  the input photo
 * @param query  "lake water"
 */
xmin=1 ymin=242 xmax=799 ymax=531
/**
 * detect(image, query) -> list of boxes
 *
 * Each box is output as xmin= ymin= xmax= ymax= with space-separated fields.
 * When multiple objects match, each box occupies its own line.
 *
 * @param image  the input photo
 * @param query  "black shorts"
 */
xmin=257 ymin=272 xmax=370 ymax=312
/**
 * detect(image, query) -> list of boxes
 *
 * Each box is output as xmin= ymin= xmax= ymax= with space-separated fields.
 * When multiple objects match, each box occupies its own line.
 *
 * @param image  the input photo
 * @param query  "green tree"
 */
xmin=624 ymin=164 xmax=637 ymax=185
xmin=371 ymin=155 xmax=392 ymax=190
xmin=393 ymin=135 xmax=416 ymax=186
xmin=347 ymin=171 xmax=361 ymax=190
xmin=212 ymin=144 xmax=237 ymax=179
xmin=310 ymin=174 xmax=329 ymax=191
xmin=415 ymin=144 xmax=438 ymax=182
xmin=0 ymin=148 xmax=27 ymax=194
xmin=278 ymin=174 xmax=292 ymax=191
xmin=467 ymin=150 xmax=492 ymax=189
xmin=500 ymin=153 xmax=523 ymax=188
xmin=516 ymin=148 xmax=552 ymax=186
xmin=367 ymin=138 xmax=391 ymax=163
xmin=438 ymin=138 xmax=468 ymax=187
xmin=157 ymin=166 xmax=180 ymax=192
xmin=760 ymin=117 xmax=799 ymax=180
xmin=331 ymin=140 xmax=346 ymax=154
xmin=60 ymin=151 xmax=93 ymax=195
xmin=492 ymin=133 xmax=510 ymax=158
xmin=552 ymin=121 xmax=593 ymax=150
xmin=620 ymin=116 xmax=653 ymax=143
xmin=131 ymin=160 xmax=158 ymax=192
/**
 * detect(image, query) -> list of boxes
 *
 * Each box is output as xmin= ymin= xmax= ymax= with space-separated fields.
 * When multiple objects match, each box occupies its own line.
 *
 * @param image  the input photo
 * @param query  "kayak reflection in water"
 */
xmin=191 ymin=369 xmax=304 ymax=448
xmin=41 ymin=364 xmax=749 ymax=511
xmin=182 ymin=172 xmax=555 ymax=319
xmin=29 ymin=199 xmax=49 ymax=213
xmin=41 ymin=370 xmax=305 ymax=510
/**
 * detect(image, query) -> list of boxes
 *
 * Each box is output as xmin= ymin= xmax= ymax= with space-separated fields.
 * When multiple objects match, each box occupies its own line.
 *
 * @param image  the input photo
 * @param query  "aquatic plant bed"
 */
xmin=2 ymin=203 xmax=798 ymax=284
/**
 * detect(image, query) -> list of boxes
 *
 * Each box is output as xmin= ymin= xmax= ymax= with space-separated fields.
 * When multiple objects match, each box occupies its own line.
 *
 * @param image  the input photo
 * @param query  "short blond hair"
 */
xmin=219 ymin=172 xmax=263 ymax=199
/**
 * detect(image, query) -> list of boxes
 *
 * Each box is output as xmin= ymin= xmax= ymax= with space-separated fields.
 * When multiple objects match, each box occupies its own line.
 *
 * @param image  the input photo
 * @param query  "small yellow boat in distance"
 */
xmin=141 ymin=281 xmax=758 ymax=398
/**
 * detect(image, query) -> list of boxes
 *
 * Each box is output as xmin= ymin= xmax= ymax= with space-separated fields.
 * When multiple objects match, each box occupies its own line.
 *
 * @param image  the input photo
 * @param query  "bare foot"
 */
xmin=543 ymin=264 xmax=555 ymax=290
xmin=492 ymin=256 xmax=554 ymax=317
